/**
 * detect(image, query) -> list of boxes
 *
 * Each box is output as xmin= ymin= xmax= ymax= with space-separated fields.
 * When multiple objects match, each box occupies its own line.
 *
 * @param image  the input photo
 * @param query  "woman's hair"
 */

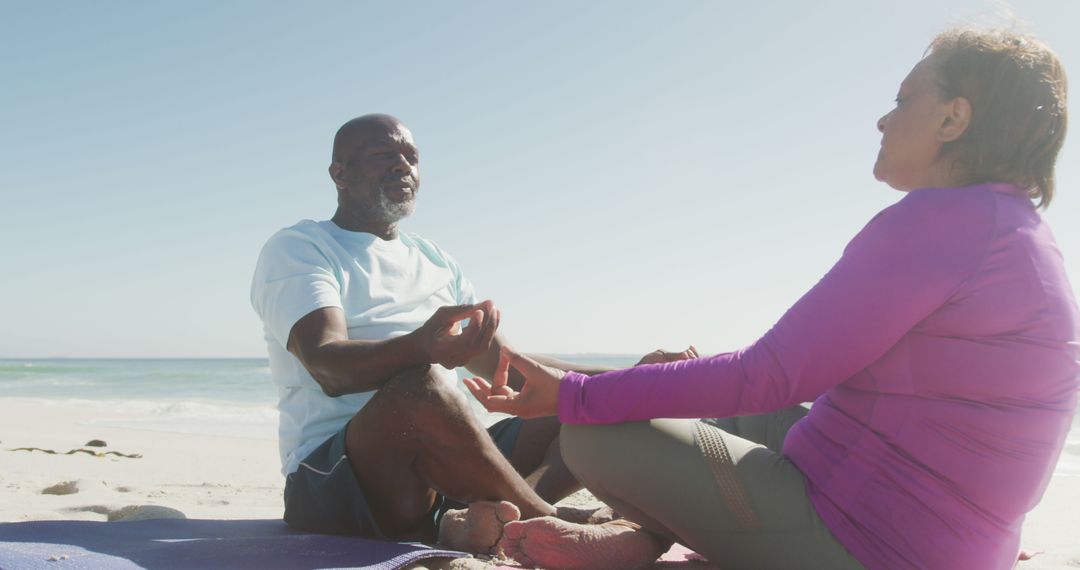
xmin=929 ymin=28 xmax=1067 ymax=208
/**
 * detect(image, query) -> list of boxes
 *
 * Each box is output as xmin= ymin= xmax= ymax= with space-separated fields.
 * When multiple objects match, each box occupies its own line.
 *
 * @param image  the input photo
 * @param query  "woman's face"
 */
xmin=873 ymin=57 xmax=956 ymax=192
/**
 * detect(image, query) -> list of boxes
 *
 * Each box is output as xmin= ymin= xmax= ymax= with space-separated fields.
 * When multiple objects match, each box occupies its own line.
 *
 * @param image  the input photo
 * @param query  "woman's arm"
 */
xmin=556 ymin=188 xmax=997 ymax=424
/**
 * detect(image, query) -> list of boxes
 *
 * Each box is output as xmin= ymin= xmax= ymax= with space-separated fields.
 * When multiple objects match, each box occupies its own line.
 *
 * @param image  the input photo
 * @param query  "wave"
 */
xmin=4 ymin=397 xmax=277 ymax=423
xmin=0 ymin=377 xmax=98 ymax=388
xmin=2 ymin=397 xmax=279 ymax=441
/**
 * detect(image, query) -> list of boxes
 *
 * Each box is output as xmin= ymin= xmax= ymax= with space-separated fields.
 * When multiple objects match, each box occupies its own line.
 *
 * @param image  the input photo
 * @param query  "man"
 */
xmin=250 ymin=114 xmax=619 ymax=547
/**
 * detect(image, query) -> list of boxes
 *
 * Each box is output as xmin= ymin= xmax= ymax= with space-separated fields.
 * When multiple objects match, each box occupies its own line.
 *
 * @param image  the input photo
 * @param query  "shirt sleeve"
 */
xmin=558 ymin=188 xmax=997 ymax=424
xmin=420 ymin=235 xmax=478 ymax=305
xmin=450 ymin=257 xmax=478 ymax=305
xmin=250 ymin=229 xmax=343 ymax=348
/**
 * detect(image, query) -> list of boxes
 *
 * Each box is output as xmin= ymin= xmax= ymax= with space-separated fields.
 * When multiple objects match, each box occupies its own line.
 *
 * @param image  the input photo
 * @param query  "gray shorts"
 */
xmin=283 ymin=416 xmax=522 ymax=537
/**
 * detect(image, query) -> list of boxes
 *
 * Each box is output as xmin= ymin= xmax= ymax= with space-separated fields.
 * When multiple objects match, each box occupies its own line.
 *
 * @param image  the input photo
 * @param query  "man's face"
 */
xmin=337 ymin=123 xmax=420 ymax=225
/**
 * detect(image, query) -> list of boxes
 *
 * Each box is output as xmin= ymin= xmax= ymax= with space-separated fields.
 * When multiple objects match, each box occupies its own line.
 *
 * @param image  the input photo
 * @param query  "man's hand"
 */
xmin=635 ymin=345 xmax=699 ymax=366
xmin=414 ymin=300 xmax=501 ymax=369
xmin=464 ymin=346 xmax=564 ymax=419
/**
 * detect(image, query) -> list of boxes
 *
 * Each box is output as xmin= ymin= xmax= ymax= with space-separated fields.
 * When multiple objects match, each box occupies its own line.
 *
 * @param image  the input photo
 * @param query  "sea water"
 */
xmin=1 ymin=358 xmax=1077 ymax=475
xmin=0 ymin=357 xmax=635 ymax=442
xmin=0 ymin=359 xmax=280 ymax=440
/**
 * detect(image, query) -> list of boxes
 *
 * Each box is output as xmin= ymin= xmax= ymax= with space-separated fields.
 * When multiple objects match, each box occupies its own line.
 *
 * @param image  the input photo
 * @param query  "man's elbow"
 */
xmin=304 ymin=363 xmax=349 ymax=397
xmin=294 ymin=349 xmax=348 ymax=397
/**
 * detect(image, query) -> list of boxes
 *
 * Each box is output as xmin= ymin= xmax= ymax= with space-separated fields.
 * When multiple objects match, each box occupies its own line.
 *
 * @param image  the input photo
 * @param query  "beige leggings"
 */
xmin=559 ymin=409 xmax=865 ymax=570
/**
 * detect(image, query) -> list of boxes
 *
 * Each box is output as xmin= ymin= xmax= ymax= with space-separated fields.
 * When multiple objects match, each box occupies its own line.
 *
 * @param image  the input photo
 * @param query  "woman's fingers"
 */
xmin=502 ymin=347 xmax=546 ymax=377
xmin=465 ymin=376 xmax=519 ymax=414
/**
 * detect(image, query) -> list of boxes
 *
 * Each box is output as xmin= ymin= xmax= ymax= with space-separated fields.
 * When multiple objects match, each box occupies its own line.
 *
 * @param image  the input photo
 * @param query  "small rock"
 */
xmin=108 ymin=504 xmax=186 ymax=522
xmin=84 ymin=439 xmax=107 ymax=448
xmin=41 ymin=479 xmax=106 ymax=496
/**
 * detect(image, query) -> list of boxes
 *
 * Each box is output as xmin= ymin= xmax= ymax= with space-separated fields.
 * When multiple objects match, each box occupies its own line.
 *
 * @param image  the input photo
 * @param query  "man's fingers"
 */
xmin=475 ymin=307 xmax=499 ymax=352
xmin=435 ymin=303 xmax=479 ymax=320
xmin=492 ymin=349 xmax=511 ymax=389
xmin=485 ymin=308 xmax=501 ymax=348
xmin=456 ymin=309 xmax=483 ymax=342
xmin=433 ymin=303 xmax=482 ymax=333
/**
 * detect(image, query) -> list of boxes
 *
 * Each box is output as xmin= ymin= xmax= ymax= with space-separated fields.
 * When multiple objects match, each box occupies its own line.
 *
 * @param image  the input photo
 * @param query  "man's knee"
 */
xmin=378 ymin=364 xmax=470 ymax=420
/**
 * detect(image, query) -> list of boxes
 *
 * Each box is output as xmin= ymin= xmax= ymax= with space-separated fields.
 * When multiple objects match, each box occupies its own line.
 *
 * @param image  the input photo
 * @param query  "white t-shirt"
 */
xmin=251 ymin=219 xmax=497 ymax=475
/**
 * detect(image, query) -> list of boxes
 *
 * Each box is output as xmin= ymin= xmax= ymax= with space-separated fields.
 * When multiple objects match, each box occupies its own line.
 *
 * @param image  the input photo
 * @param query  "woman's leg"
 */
xmin=548 ymin=417 xmax=864 ymax=570
xmin=704 ymin=405 xmax=809 ymax=452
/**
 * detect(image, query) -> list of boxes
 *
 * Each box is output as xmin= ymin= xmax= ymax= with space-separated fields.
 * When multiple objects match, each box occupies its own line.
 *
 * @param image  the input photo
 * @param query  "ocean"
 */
xmin=0 ymin=357 xmax=635 ymax=442
xmin=1 ymin=358 xmax=1077 ymax=475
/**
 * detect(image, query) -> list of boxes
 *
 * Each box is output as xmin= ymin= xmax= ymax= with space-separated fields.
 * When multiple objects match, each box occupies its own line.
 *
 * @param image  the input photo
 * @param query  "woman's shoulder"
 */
xmin=896 ymin=183 xmax=1009 ymax=217
xmin=846 ymin=184 xmax=1012 ymax=267
xmin=872 ymin=184 xmax=1022 ymax=239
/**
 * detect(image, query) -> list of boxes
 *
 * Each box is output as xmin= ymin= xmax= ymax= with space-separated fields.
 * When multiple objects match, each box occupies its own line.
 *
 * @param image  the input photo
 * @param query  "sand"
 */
xmin=1 ymin=399 xmax=1077 ymax=569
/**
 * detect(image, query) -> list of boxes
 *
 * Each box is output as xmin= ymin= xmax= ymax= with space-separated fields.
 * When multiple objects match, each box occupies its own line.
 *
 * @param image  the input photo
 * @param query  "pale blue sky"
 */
xmin=2 ymin=1 xmax=1078 ymax=358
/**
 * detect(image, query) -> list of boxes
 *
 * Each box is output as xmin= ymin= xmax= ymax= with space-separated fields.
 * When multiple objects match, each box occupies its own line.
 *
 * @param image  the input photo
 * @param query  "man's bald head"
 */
xmin=332 ymin=114 xmax=413 ymax=163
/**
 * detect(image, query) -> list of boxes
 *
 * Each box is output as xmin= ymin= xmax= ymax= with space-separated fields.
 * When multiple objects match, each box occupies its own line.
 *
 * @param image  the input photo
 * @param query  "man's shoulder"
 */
xmin=267 ymin=219 xmax=328 ymax=240
xmin=400 ymin=232 xmax=455 ymax=262
xmin=261 ymin=219 xmax=334 ymax=249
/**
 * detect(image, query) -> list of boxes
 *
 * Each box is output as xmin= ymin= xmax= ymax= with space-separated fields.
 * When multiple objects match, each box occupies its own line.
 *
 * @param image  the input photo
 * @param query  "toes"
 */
xmin=497 ymin=533 xmax=533 ymax=568
xmin=494 ymin=501 xmax=521 ymax=524
xmin=589 ymin=505 xmax=618 ymax=524
xmin=436 ymin=509 xmax=468 ymax=549
xmin=502 ymin=520 xmax=525 ymax=540
xmin=442 ymin=508 xmax=467 ymax=525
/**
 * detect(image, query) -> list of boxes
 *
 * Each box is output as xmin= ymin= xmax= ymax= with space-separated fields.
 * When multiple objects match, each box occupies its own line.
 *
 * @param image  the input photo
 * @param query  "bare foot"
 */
xmin=499 ymin=518 xmax=664 ymax=570
xmin=437 ymin=500 xmax=521 ymax=554
xmin=556 ymin=504 xmax=618 ymax=524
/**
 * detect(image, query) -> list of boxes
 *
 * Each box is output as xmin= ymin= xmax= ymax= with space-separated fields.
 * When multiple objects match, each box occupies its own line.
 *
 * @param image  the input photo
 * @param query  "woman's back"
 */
xmin=786 ymin=183 xmax=1079 ymax=569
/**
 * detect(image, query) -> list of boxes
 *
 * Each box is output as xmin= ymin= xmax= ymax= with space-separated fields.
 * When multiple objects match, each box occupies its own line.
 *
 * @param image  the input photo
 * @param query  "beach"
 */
xmin=2 ymin=360 xmax=1079 ymax=569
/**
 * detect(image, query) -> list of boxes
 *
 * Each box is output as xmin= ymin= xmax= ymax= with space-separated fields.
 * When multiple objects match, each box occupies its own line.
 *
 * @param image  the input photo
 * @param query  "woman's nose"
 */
xmin=877 ymin=113 xmax=888 ymax=133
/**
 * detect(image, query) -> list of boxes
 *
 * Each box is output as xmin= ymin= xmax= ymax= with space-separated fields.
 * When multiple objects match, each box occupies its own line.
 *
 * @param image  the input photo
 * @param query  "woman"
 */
xmin=465 ymin=28 xmax=1076 ymax=570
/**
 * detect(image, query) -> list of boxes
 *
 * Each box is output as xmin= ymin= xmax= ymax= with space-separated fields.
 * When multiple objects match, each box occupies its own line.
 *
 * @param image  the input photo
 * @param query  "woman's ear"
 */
xmin=938 ymin=96 xmax=972 ymax=143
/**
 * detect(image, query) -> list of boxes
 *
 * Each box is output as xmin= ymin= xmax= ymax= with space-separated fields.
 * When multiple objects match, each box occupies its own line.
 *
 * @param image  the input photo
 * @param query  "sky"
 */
xmin=1 ymin=1 xmax=1078 ymax=358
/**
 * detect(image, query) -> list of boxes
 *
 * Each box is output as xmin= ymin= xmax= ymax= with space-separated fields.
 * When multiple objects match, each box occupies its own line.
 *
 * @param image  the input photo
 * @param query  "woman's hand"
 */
xmin=464 ymin=346 xmax=565 ymax=418
xmin=635 ymin=345 xmax=698 ymax=366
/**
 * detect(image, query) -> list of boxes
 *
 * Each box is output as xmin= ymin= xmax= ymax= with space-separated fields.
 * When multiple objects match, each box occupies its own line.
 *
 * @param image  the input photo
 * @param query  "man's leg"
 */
xmin=345 ymin=365 xmax=556 ymax=541
xmin=507 ymin=415 xmax=582 ymax=503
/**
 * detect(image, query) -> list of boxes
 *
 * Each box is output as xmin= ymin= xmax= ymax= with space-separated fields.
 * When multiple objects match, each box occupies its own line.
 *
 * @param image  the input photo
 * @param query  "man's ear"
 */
xmin=328 ymin=162 xmax=347 ymax=190
xmin=938 ymin=96 xmax=972 ymax=143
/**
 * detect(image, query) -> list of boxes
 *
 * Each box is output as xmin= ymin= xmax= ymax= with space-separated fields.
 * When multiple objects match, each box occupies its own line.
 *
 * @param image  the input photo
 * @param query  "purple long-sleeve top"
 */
xmin=558 ymin=184 xmax=1079 ymax=570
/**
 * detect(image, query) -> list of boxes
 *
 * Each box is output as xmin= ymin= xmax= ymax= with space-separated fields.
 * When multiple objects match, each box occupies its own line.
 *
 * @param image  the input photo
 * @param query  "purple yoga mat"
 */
xmin=0 ymin=518 xmax=467 ymax=570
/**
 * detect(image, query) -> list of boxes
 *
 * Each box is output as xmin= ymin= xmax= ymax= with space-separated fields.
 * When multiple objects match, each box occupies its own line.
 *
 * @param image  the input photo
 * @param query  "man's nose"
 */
xmin=390 ymin=154 xmax=412 ymax=175
xmin=877 ymin=113 xmax=888 ymax=133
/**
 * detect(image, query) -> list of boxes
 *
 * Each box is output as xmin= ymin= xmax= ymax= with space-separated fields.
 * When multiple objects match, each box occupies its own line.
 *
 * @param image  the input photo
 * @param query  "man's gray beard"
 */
xmin=370 ymin=191 xmax=416 ymax=225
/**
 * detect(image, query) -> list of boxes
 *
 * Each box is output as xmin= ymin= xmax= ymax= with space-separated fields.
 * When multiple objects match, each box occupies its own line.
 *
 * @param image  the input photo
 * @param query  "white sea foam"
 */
xmin=88 ymin=417 xmax=278 ymax=440
xmin=3 ymin=397 xmax=278 ymax=440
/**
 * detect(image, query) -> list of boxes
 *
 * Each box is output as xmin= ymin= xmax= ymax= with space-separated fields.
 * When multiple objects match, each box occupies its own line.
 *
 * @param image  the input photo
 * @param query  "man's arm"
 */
xmin=289 ymin=301 xmax=499 ymax=397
